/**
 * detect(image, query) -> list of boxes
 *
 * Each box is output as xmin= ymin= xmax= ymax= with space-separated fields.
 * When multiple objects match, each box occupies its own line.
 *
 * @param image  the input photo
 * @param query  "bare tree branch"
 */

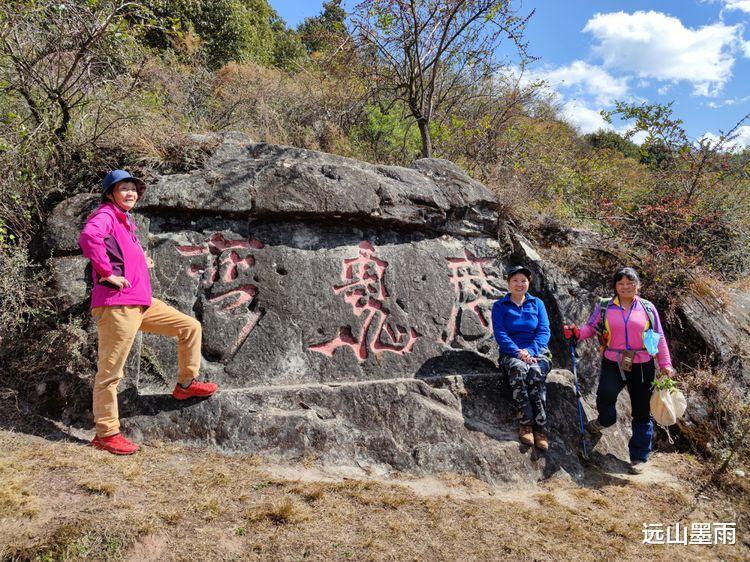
xmin=352 ymin=0 xmax=533 ymax=157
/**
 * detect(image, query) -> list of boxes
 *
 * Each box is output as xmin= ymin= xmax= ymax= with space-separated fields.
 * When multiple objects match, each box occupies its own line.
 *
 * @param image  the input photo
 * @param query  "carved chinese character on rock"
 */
xmin=442 ymin=249 xmax=504 ymax=352
xmin=310 ymin=241 xmax=419 ymax=362
xmin=176 ymin=233 xmax=264 ymax=359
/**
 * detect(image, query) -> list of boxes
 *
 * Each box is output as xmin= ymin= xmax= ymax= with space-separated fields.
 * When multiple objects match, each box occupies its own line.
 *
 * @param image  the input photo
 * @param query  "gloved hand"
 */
xmin=563 ymin=324 xmax=580 ymax=342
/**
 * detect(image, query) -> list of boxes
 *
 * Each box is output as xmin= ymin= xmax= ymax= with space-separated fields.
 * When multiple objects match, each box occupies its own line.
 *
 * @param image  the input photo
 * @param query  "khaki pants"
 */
xmin=92 ymin=298 xmax=201 ymax=437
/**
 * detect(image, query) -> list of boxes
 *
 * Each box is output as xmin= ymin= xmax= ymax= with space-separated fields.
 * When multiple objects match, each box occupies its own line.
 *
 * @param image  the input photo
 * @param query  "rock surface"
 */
xmin=677 ymin=289 xmax=750 ymax=381
xmin=122 ymin=371 xmax=633 ymax=484
xmin=48 ymin=133 xmax=652 ymax=483
xmin=137 ymin=135 xmax=500 ymax=236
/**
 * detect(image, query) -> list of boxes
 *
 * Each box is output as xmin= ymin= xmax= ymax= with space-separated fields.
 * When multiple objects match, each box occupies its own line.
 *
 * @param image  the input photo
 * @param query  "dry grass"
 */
xmin=730 ymin=275 xmax=750 ymax=292
xmin=78 ymin=479 xmax=117 ymax=497
xmin=0 ymin=430 xmax=747 ymax=561
xmin=0 ymin=459 xmax=39 ymax=518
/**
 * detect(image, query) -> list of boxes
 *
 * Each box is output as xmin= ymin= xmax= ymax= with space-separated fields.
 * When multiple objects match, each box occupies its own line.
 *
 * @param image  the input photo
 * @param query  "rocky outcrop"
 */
xmin=122 ymin=371 xmax=633 ymax=484
xmin=135 ymin=133 xmax=500 ymax=237
xmin=677 ymin=290 xmax=750 ymax=381
xmin=47 ymin=133 xmax=638 ymax=483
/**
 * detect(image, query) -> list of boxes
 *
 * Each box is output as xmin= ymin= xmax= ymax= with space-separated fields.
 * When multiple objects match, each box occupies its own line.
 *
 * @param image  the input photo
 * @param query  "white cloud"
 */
xmin=702 ymin=131 xmax=720 ymax=141
xmin=706 ymin=95 xmax=750 ymax=107
xmin=509 ymin=64 xmax=636 ymax=136
xmin=628 ymin=130 xmax=650 ymax=145
xmin=532 ymin=61 xmax=629 ymax=105
xmin=561 ymin=100 xmax=612 ymax=134
xmin=734 ymin=126 xmax=750 ymax=147
xmin=583 ymin=11 xmax=745 ymax=96
xmin=722 ymin=0 xmax=750 ymax=14
xmin=501 ymin=65 xmax=551 ymax=91
xmin=701 ymin=125 xmax=750 ymax=150
xmin=560 ymin=100 xmax=652 ymax=144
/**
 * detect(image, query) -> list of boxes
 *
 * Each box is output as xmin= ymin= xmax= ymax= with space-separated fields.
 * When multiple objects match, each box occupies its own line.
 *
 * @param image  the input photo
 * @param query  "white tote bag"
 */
xmin=650 ymin=387 xmax=687 ymax=427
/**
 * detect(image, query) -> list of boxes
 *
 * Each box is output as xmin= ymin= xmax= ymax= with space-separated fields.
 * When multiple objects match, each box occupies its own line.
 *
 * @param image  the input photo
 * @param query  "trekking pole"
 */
xmin=569 ymin=341 xmax=589 ymax=460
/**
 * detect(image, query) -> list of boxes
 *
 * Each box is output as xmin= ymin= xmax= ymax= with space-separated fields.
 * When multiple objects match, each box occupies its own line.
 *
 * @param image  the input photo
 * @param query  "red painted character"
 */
xmin=311 ymin=242 xmax=419 ymax=362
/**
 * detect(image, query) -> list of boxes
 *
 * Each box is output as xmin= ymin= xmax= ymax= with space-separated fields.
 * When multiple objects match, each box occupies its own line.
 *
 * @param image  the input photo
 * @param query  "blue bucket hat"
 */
xmin=102 ymin=170 xmax=147 ymax=197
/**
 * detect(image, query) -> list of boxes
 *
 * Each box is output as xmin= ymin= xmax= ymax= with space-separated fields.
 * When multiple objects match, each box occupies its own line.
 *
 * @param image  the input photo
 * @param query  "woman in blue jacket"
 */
xmin=491 ymin=265 xmax=552 ymax=450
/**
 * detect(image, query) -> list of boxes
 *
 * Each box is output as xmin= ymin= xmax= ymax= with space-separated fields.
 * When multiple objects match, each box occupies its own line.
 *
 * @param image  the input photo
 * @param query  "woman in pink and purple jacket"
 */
xmin=565 ymin=267 xmax=675 ymax=474
xmin=79 ymin=170 xmax=218 ymax=456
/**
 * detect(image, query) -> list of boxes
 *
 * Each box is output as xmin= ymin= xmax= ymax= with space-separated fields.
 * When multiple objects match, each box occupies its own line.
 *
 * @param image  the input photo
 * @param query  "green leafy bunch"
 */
xmin=652 ymin=376 xmax=678 ymax=392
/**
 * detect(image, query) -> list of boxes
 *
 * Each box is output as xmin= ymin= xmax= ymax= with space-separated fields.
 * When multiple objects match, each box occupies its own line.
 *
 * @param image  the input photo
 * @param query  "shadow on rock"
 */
xmin=120 ymin=391 xmax=215 ymax=417
xmin=0 ymin=393 xmax=90 ymax=444
xmin=414 ymin=350 xmax=498 ymax=379
xmin=587 ymin=452 xmax=633 ymax=477
xmin=420 ymin=361 xmax=632 ymax=483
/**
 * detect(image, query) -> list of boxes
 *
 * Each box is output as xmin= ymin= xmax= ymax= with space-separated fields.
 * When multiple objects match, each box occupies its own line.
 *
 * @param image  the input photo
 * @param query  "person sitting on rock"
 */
xmin=78 ymin=170 xmax=218 ymax=455
xmin=491 ymin=265 xmax=552 ymax=451
xmin=564 ymin=267 xmax=675 ymax=474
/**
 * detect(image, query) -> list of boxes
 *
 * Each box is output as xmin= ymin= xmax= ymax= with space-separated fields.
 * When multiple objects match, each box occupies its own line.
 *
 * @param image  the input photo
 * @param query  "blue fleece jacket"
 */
xmin=491 ymin=293 xmax=550 ymax=357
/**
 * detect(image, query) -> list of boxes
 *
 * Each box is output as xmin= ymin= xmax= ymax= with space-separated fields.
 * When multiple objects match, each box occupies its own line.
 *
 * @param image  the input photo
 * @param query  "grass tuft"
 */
xmin=246 ymin=497 xmax=300 ymax=525
xmin=78 ymin=479 xmax=117 ymax=497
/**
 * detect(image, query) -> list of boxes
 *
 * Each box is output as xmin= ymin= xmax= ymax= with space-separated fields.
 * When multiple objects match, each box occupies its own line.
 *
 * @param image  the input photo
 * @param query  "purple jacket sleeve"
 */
xmin=78 ymin=210 xmax=114 ymax=279
xmin=578 ymin=303 xmax=601 ymax=341
xmin=651 ymin=306 xmax=673 ymax=369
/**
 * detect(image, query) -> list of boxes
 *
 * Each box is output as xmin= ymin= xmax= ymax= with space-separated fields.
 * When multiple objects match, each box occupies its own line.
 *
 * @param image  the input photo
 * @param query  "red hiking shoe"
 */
xmin=91 ymin=433 xmax=139 ymax=455
xmin=172 ymin=379 xmax=218 ymax=400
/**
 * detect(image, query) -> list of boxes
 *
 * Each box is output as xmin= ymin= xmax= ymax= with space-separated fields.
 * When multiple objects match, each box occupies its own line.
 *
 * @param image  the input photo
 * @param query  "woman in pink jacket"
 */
xmin=565 ymin=267 xmax=675 ymax=474
xmin=79 ymin=170 xmax=218 ymax=455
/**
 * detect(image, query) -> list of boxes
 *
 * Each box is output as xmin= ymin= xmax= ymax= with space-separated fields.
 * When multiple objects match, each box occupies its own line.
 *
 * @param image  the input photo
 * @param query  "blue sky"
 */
xmin=271 ymin=1 xmax=750 ymax=147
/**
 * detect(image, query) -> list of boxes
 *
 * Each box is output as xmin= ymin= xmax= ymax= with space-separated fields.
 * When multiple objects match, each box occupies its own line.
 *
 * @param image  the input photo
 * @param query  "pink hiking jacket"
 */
xmin=78 ymin=202 xmax=152 ymax=308
xmin=578 ymin=296 xmax=672 ymax=370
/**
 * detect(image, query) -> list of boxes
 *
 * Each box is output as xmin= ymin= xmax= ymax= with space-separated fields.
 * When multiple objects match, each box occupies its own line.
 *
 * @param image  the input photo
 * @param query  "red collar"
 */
xmin=104 ymin=202 xmax=130 ymax=222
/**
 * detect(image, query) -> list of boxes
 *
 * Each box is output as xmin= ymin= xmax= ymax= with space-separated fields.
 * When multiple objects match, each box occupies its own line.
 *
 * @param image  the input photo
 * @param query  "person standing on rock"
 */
xmin=564 ymin=267 xmax=675 ymax=474
xmin=78 ymin=170 xmax=218 ymax=455
xmin=491 ymin=265 xmax=552 ymax=451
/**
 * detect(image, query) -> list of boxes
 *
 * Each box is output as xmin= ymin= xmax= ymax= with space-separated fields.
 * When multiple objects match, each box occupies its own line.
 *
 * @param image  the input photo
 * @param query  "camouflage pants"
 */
xmin=500 ymin=353 xmax=551 ymax=428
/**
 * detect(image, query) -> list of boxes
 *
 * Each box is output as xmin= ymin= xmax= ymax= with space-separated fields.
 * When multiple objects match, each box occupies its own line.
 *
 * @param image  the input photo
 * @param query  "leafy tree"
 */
xmin=637 ymin=140 xmax=672 ymax=170
xmin=298 ymin=0 xmax=348 ymax=55
xmin=352 ymin=101 xmax=422 ymax=163
xmin=270 ymin=13 xmax=307 ymax=69
xmin=142 ymin=0 xmax=305 ymax=69
xmin=0 ymin=0 xmax=149 ymax=143
xmin=351 ymin=0 xmax=533 ymax=158
xmin=584 ymin=130 xmax=640 ymax=160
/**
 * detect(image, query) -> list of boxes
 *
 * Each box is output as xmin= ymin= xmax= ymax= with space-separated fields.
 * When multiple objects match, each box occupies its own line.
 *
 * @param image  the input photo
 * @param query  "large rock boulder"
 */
xmin=47 ymin=133 xmax=634 ymax=483
xmin=122 ymin=370 xmax=632 ymax=484
xmin=677 ymin=289 xmax=750 ymax=381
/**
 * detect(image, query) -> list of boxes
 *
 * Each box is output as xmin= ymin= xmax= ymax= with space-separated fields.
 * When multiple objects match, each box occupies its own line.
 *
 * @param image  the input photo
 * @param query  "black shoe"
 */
xmin=586 ymin=419 xmax=604 ymax=435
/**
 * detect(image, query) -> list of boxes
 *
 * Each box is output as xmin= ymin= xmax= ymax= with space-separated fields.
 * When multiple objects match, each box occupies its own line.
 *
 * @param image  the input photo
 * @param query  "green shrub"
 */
xmin=584 ymin=130 xmax=641 ymax=160
xmin=143 ymin=0 xmax=306 ymax=69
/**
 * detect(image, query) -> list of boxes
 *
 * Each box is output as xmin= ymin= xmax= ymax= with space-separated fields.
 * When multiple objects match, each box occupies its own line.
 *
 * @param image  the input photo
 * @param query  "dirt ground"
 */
xmin=0 ymin=427 xmax=748 ymax=562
